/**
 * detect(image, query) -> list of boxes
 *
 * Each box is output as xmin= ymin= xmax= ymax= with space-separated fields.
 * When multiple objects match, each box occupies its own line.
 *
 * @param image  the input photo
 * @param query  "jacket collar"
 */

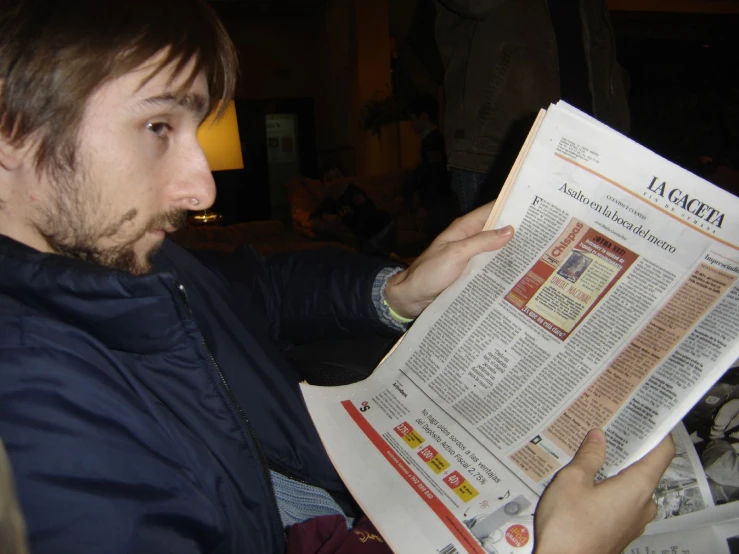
xmin=0 ymin=234 xmax=192 ymax=354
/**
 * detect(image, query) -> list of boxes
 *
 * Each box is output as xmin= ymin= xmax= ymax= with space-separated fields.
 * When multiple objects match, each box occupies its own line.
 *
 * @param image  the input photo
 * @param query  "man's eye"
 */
xmin=147 ymin=122 xmax=171 ymax=137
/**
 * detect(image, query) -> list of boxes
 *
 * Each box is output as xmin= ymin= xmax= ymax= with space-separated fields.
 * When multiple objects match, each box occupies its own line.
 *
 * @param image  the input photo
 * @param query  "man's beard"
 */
xmin=35 ymin=168 xmax=187 ymax=276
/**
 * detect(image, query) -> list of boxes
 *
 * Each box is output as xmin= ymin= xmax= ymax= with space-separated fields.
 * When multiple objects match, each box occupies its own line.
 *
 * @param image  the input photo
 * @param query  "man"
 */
xmin=434 ymin=0 xmax=630 ymax=213
xmin=0 ymin=1 xmax=672 ymax=553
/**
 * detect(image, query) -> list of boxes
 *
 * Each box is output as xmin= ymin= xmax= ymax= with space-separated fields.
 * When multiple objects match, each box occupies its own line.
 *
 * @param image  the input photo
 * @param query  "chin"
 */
xmin=137 ymin=244 xmax=164 ymax=274
xmin=148 ymin=229 xmax=166 ymax=240
xmin=120 ymin=240 xmax=162 ymax=276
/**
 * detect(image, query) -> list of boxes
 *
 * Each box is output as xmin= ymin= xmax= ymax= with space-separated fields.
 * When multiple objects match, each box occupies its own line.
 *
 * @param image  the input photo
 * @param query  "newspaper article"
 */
xmin=301 ymin=102 xmax=739 ymax=554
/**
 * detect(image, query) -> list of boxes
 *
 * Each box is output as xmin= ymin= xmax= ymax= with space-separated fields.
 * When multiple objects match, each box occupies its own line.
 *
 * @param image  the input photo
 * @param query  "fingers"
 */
xmin=605 ymin=435 xmax=674 ymax=534
xmin=566 ymin=428 xmax=607 ymax=482
xmin=533 ymin=431 xmax=672 ymax=554
xmin=448 ymin=226 xmax=514 ymax=262
xmin=644 ymin=499 xmax=658 ymax=522
xmin=439 ymin=201 xmax=496 ymax=241
xmin=620 ymin=434 xmax=676 ymax=487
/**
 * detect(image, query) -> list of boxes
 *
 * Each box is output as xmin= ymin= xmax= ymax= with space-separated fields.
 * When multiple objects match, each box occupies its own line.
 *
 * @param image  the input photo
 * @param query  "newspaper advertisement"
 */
xmin=301 ymin=102 xmax=739 ymax=553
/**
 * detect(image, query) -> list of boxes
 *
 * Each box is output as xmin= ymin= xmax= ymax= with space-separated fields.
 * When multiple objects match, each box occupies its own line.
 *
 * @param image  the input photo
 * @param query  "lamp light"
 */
xmin=191 ymin=100 xmax=244 ymax=223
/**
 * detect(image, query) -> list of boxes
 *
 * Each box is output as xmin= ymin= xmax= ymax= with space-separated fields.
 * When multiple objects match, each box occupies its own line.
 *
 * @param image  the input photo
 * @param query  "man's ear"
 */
xmin=0 ymin=133 xmax=28 ymax=171
xmin=0 ymin=79 xmax=28 ymax=171
xmin=0 ymin=134 xmax=29 ymax=172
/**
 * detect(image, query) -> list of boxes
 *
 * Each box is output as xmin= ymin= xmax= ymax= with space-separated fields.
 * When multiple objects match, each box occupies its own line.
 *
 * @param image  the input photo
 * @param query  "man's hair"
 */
xmin=0 ymin=0 xmax=238 ymax=173
xmin=405 ymin=93 xmax=439 ymax=123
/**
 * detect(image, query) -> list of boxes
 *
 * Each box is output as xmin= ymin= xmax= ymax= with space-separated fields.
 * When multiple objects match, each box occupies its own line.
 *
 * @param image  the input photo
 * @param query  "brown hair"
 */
xmin=0 ymin=0 xmax=238 ymax=173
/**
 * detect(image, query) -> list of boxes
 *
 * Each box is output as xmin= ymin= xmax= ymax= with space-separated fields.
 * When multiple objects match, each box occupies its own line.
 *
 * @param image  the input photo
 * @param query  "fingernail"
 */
xmin=498 ymin=225 xmax=514 ymax=237
xmin=585 ymin=429 xmax=605 ymax=444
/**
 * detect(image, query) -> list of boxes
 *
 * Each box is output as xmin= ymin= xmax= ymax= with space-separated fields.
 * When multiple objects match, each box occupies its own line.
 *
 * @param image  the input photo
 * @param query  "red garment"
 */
xmin=287 ymin=515 xmax=394 ymax=554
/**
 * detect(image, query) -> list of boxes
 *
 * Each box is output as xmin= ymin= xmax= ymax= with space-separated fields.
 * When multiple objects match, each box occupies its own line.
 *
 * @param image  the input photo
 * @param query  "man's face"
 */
xmin=32 ymin=54 xmax=215 ymax=275
xmin=408 ymin=112 xmax=429 ymax=136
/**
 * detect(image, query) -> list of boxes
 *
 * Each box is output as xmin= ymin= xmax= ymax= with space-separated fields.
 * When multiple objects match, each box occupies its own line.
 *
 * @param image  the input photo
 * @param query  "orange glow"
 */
xmin=197 ymin=101 xmax=245 ymax=171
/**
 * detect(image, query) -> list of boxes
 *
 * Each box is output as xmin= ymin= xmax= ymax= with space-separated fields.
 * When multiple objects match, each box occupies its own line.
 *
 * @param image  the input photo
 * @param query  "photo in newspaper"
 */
xmin=626 ymin=362 xmax=739 ymax=552
xmin=504 ymin=218 xmax=637 ymax=341
xmin=682 ymin=364 xmax=739 ymax=509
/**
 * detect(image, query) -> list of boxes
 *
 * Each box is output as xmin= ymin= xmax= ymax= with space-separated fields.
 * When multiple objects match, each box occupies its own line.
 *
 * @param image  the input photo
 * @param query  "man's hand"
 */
xmin=384 ymin=202 xmax=514 ymax=319
xmin=534 ymin=429 xmax=675 ymax=554
xmin=0 ymin=441 xmax=29 ymax=554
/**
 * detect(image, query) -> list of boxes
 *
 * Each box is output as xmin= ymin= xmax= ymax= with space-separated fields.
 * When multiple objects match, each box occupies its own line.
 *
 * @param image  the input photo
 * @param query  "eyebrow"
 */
xmin=138 ymin=93 xmax=209 ymax=119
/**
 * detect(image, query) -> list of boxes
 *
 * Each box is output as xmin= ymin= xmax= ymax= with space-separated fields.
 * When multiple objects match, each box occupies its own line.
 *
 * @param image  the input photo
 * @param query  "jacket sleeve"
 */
xmin=265 ymin=248 xmax=404 ymax=343
xmin=0 ymin=348 xmax=222 ymax=554
xmin=193 ymin=245 xmax=404 ymax=345
xmin=435 ymin=0 xmax=508 ymax=19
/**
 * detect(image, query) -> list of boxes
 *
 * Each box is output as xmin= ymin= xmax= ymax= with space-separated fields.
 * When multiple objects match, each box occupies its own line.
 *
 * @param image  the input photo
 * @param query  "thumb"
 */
xmin=569 ymin=429 xmax=607 ymax=480
xmin=448 ymin=226 xmax=514 ymax=262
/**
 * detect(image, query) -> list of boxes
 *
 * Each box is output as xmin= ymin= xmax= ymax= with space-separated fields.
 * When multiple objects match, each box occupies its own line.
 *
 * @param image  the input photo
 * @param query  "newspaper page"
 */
xmin=626 ymin=516 xmax=739 ymax=554
xmin=622 ymin=362 xmax=739 ymax=553
xmin=301 ymin=102 xmax=739 ymax=554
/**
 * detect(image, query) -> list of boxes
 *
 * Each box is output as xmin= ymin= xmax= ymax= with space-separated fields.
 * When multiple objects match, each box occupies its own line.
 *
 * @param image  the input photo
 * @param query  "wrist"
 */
xmin=383 ymin=299 xmax=414 ymax=323
xmin=383 ymin=269 xmax=420 ymax=320
xmin=372 ymin=266 xmax=412 ymax=330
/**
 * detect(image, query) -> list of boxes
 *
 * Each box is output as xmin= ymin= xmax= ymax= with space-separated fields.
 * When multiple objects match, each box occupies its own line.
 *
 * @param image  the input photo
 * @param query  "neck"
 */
xmin=0 ymin=215 xmax=51 ymax=254
xmin=0 ymin=176 xmax=53 ymax=254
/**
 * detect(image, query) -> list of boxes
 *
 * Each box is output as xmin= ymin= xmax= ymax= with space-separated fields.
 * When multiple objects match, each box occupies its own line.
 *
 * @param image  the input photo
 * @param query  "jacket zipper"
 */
xmin=175 ymin=282 xmax=288 ymax=546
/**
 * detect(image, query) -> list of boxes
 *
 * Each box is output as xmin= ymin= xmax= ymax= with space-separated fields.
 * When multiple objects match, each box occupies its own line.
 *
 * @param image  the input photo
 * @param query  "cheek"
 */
xmin=133 ymin=166 xmax=168 ymax=203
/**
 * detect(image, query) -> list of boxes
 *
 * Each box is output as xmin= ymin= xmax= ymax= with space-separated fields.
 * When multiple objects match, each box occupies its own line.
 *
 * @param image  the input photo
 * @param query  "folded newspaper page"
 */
xmin=626 ymin=516 xmax=739 ymax=554
xmin=301 ymin=102 xmax=739 ymax=554
xmin=627 ymin=360 xmax=739 ymax=553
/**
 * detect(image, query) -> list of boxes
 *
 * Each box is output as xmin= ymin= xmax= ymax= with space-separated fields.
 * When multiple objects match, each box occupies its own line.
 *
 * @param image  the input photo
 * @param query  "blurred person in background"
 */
xmin=434 ymin=0 xmax=630 ymax=213
xmin=404 ymin=93 xmax=455 ymax=237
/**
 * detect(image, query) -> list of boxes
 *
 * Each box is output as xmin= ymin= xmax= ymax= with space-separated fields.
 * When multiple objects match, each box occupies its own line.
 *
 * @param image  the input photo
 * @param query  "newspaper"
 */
xmin=627 ymin=518 xmax=739 ymax=554
xmin=300 ymin=102 xmax=739 ymax=554
xmin=626 ymin=361 xmax=739 ymax=554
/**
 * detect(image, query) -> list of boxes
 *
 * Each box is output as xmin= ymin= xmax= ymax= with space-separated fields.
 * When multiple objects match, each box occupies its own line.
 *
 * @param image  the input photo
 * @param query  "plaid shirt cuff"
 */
xmin=372 ymin=266 xmax=410 ymax=332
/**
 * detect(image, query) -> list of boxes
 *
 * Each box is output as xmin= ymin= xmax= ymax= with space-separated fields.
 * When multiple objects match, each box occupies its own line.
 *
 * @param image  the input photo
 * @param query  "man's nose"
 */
xmin=174 ymin=140 xmax=217 ymax=211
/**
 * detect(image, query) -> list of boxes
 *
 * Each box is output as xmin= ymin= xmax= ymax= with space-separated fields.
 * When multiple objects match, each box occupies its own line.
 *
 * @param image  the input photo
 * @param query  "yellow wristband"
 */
xmin=383 ymin=300 xmax=414 ymax=324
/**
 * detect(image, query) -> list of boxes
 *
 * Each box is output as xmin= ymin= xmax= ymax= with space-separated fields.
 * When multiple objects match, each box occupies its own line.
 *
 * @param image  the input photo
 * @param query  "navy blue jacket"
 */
xmin=0 ymin=235 xmax=396 ymax=553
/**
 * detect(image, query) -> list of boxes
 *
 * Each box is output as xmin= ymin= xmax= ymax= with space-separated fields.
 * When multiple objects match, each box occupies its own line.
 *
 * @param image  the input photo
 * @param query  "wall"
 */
xmin=215 ymin=3 xmax=415 ymax=184
xmin=315 ymin=0 xmax=358 ymax=175
xmin=353 ymin=0 xmax=399 ymax=176
xmin=221 ymin=16 xmax=322 ymax=101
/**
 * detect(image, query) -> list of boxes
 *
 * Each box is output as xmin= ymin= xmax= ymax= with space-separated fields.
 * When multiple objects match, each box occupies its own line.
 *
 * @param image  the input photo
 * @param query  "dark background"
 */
xmin=205 ymin=1 xmax=739 ymax=221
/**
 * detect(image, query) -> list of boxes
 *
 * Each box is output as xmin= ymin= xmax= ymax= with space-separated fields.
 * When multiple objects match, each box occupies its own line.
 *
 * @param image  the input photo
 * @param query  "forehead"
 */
xmin=89 ymin=54 xmax=210 ymax=117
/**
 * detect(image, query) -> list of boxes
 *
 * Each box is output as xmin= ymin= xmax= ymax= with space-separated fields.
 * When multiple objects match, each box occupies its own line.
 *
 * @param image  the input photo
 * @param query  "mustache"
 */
xmin=148 ymin=210 xmax=187 ymax=233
